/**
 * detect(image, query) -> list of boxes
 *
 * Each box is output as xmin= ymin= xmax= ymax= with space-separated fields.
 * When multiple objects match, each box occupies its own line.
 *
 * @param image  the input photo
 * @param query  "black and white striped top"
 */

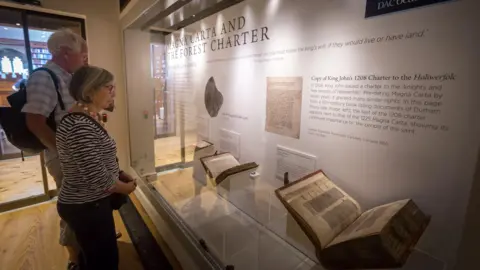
xmin=56 ymin=113 xmax=119 ymax=204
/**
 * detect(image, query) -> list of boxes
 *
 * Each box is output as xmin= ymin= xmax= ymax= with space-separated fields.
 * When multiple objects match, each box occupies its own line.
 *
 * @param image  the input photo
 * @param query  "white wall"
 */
xmin=40 ymin=0 xmax=130 ymax=169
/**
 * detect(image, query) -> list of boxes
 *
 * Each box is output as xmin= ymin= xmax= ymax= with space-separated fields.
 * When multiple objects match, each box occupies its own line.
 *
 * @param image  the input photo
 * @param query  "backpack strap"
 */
xmin=31 ymin=67 xmax=65 ymax=111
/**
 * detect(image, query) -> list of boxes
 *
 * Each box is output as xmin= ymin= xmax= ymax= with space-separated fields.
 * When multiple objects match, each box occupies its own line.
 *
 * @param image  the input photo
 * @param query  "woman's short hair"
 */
xmin=70 ymin=66 xmax=114 ymax=103
xmin=47 ymin=28 xmax=86 ymax=56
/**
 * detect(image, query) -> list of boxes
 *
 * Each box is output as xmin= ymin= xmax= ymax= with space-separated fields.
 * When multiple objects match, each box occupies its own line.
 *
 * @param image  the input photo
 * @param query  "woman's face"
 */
xmin=92 ymin=82 xmax=115 ymax=110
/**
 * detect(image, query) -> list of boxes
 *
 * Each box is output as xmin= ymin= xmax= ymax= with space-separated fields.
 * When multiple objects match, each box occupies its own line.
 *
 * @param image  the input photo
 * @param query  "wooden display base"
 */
xmin=208 ymin=167 xmax=258 ymax=196
xmin=192 ymin=141 xmax=215 ymax=186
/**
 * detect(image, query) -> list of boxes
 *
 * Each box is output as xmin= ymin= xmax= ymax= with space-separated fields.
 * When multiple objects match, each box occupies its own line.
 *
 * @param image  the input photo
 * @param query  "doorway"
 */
xmin=0 ymin=4 xmax=86 ymax=212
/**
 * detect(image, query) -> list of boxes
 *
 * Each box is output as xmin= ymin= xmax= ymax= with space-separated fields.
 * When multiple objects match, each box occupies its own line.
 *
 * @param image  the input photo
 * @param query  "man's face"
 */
xmin=65 ymin=45 xmax=88 ymax=73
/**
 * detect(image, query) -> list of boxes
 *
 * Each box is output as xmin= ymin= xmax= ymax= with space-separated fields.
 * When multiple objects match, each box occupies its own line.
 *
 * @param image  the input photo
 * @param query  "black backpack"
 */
xmin=0 ymin=68 xmax=65 ymax=154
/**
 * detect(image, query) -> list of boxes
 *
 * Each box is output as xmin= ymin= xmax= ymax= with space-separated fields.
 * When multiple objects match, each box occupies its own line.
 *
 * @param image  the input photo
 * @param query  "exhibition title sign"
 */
xmin=167 ymin=16 xmax=269 ymax=59
xmin=365 ymin=0 xmax=455 ymax=18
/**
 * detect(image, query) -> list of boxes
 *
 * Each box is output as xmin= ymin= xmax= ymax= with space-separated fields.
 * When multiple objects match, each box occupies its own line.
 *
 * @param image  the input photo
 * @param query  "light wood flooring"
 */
xmin=0 ymin=194 xmax=181 ymax=270
xmin=0 ymin=156 xmax=56 ymax=204
xmin=0 ymin=200 xmax=142 ymax=270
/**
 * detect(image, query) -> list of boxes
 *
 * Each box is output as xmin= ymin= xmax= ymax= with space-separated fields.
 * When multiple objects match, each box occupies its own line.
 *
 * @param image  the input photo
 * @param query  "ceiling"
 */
xmin=0 ymin=25 xmax=54 ymax=43
xmin=154 ymin=0 xmax=221 ymax=29
xmin=131 ymin=0 xmax=244 ymax=33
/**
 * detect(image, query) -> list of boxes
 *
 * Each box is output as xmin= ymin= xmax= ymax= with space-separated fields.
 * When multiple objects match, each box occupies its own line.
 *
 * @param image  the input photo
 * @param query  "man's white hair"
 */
xmin=47 ymin=28 xmax=86 ymax=56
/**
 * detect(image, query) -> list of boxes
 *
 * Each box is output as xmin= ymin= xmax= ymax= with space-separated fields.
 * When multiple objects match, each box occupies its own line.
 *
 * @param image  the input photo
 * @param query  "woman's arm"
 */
xmin=68 ymin=122 xmax=126 ymax=193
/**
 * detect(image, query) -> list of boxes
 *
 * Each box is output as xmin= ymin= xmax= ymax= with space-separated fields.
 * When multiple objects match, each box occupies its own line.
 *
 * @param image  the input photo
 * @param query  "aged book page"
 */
xmin=201 ymin=153 xmax=240 ymax=178
xmin=265 ymin=77 xmax=303 ymax=139
xmin=327 ymin=199 xmax=409 ymax=247
xmin=320 ymin=199 xmax=430 ymax=269
xmin=276 ymin=171 xmax=362 ymax=249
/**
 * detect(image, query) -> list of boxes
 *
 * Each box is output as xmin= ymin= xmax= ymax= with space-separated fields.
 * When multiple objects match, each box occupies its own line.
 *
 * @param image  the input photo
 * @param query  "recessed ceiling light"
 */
xmin=16 ymin=23 xmax=20 ymax=26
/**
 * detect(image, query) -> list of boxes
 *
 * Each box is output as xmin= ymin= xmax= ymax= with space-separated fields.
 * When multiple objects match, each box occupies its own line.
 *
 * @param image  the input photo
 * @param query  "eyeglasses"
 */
xmin=105 ymin=84 xmax=116 ymax=94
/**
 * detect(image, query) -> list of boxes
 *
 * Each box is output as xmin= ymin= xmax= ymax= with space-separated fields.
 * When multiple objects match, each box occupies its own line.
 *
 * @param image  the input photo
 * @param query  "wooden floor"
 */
xmin=0 ymin=194 xmax=182 ymax=270
xmin=0 ymin=156 xmax=56 ymax=204
xmin=0 ymin=200 xmax=142 ymax=270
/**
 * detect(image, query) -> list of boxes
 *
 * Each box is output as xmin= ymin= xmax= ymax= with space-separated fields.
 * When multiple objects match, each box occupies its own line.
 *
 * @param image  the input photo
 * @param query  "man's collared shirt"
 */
xmin=21 ymin=61 xmax=75 ymax=161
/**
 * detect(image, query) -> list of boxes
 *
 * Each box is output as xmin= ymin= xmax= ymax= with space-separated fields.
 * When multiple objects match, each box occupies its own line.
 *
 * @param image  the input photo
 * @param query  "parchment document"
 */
xmin=277 ymin=172 xmax=361 ymax=248
xmin=202 ymin=153 xmax=240 ymax=178
xmin=265 ymin=77 xmax=303 ymax=139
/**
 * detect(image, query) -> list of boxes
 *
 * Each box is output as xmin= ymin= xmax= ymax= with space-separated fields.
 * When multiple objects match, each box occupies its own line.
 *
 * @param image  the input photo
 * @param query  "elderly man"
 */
xmin=22 ymin=28 xmax=87 ymax=270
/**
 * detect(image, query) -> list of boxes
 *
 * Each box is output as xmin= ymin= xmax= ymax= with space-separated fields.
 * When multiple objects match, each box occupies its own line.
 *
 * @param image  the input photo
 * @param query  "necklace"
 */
xmin=70 ymin=102 xmax=107 ymax=128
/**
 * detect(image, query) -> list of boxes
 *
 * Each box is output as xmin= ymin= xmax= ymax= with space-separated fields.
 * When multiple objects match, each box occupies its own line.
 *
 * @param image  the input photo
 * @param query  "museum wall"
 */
xmin=40 ymin=0 xmax=131 ymax=169
xmin=165 ymin=0 xmax=480 ymax=268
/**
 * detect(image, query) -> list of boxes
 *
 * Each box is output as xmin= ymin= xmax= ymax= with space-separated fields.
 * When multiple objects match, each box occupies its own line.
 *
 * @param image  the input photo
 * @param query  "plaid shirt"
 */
xmin=21 ymin=61 xmax=75 ymax=161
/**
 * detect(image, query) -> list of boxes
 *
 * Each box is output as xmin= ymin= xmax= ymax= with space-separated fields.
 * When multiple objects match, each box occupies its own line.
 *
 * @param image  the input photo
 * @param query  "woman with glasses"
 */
xmin=56 ymin=65 xmax=136 ymax=270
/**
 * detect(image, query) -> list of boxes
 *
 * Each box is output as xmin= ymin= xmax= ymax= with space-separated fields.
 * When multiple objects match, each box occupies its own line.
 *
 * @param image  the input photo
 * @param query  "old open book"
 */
xmin=275 ymin=170 xmax=430 ymax=269
xmin=200 ymin=152 xmax=258 ymax=185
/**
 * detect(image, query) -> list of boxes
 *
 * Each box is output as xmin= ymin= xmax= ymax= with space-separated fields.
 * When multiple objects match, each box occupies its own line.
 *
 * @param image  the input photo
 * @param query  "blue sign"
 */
xmin=365 ymin=0 xmax=455 ymax=18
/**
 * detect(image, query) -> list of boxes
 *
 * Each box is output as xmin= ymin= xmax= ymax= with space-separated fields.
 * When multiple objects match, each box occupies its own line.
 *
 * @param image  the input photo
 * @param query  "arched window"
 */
xmin=1 ymin=56 xmax=12 ymax=74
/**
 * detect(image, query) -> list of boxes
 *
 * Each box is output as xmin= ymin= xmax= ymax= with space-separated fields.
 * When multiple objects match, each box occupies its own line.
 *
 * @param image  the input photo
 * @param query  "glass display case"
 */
xmin=123 ymin=0 xmax=479 ymax=269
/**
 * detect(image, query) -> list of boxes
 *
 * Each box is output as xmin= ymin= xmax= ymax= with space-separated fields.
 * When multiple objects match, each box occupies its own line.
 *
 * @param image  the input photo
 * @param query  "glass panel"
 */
xmin=150 ymin=168 xmax=313 ymax=270
xmin=26 ymin=14 xmax=83 ymax=191
xmin=151 ymin=36 xmax=197 ymax=168
xmin=151 ymin=42 xmax=183 ymax=167
xmin=0 ymin=8 xmax=45 ymax=204
xmin=127 ymin=0 xmax=474 ymax=268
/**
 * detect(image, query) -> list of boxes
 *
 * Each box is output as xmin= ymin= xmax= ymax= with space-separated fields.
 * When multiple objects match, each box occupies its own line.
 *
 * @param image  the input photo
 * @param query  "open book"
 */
xmin=275 ymin=170 xmax=430 ymax=269
xmin=200 ymin=152 xmax=258 ymax=185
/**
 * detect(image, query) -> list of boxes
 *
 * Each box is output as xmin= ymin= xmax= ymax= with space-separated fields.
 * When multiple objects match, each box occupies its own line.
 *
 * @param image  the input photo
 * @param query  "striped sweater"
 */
xmin=56 ymin=113 xmax=119 ymax=204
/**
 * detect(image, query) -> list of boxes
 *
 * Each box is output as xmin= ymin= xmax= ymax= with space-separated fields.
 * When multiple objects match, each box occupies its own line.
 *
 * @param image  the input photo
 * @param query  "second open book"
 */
xmin=275 ymin=170 xmax=430 ymax=270
xmin=200 ymin=152 xmax=258 ymax=185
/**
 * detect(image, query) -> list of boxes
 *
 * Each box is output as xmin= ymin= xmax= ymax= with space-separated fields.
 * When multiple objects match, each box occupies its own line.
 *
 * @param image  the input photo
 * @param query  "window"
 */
xmin=0 ymin=5 xmax=85 ymax=211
